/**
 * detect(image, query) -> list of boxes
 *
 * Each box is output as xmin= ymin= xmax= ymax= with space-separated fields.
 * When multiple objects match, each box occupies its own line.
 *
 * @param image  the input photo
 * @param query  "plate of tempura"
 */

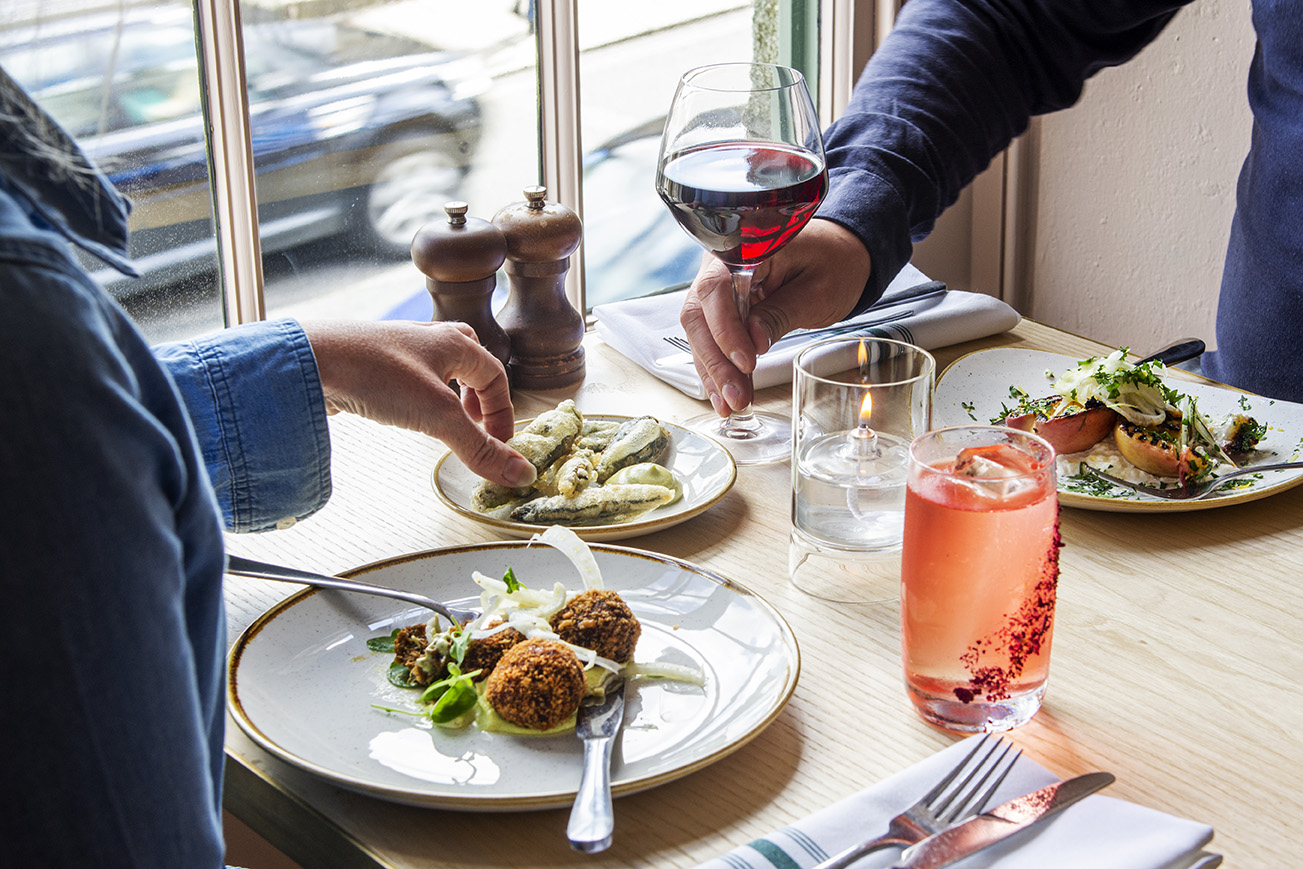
xmin=433 ymin=400 xmax=737 ymax=541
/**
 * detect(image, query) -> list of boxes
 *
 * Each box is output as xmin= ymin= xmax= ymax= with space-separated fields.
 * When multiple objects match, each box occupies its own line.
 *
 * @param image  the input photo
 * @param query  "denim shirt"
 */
xmin=0 ymin=67 xmax=330 ymax=865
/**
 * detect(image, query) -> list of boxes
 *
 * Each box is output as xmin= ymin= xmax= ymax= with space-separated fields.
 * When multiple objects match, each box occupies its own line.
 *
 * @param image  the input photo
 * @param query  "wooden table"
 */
xmin=222 ymin=319 xmax=1303 ymax=867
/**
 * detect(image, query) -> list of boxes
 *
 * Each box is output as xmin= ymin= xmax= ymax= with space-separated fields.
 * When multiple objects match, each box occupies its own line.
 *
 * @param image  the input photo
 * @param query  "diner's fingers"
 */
xmin=681 ymin=255 xmax=759 ymax=414
xmin=301 ymin=319 xmax=534 ymax=489
xmin=743 ymin=220 xmax=873 ymax=353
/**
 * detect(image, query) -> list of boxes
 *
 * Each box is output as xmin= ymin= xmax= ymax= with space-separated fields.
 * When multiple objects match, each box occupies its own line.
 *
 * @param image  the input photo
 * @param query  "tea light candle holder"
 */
xmin=790 ymin=336 xmax=935 ymax=603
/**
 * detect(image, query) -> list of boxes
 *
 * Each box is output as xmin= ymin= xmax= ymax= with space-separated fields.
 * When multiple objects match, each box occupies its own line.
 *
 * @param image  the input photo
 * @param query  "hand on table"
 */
xmin=679 ymin=219 xmax=872 ymax=415
xmin=302 ymin=320 xmax=536 ymax=489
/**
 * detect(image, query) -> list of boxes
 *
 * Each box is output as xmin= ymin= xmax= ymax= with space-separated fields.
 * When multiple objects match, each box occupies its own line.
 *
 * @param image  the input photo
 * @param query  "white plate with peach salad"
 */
xmin=934 ymin=348 xmax=1303 ymax=511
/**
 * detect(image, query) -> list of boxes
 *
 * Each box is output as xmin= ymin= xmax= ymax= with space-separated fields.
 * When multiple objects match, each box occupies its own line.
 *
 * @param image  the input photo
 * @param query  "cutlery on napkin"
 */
xmin=593 ymin=264 xmax=1021 ymax=400
xmin=699 ymin=735 xmax=1218 ymax=869
xmin=887 ymin=771 xmax=1115 ymax=868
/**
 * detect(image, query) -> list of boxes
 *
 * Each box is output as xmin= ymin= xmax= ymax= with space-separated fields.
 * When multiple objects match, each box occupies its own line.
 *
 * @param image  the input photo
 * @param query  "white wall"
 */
xmin=1024 ymin=0 xmax=1255 ymax=355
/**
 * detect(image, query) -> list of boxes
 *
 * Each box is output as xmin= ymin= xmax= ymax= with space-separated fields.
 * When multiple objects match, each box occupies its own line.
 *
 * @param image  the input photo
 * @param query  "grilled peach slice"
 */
xmin=1113 ymin=413 xmax=1211 ymax=481
xmin=1004 ymin=402 xmax=1117 ymax=454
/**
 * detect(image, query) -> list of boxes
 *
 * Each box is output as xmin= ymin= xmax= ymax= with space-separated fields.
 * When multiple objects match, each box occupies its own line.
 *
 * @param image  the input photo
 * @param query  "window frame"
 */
xmin=194 ymin=0 xmax=864 ymax=326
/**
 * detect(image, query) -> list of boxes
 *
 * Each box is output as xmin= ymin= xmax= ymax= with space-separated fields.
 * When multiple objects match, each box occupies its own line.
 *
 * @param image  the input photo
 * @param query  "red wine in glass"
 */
xmin=656 ymin=62 xmax=826 ymax=465
xmin=657 ymin=142 xmax=827 ymax=268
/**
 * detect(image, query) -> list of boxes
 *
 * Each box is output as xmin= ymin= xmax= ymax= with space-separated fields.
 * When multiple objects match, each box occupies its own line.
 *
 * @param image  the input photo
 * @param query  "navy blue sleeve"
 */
xmin=818 ymin=0 xmax=1193 ymax=313
xmin=0 ymin=221 xmax=228 ymax=867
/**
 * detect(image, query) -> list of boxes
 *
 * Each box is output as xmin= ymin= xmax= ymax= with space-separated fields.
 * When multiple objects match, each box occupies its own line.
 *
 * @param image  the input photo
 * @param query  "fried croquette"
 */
xmin=393 ymin=622 xmax=524 ymax=686
xmin=393 ymin=623 xmax=433 ymax=684
xmin=484 ymin=639 xmax=586 ymax=731
xmin=459 ymin=625 xmax=526 ymax=679
xmin=549 ymin=589 xmax=641 ymax=663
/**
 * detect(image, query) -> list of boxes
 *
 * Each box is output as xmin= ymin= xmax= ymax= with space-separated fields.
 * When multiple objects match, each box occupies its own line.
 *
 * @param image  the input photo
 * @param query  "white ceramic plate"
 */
xmin=227 ymin=541 xmax=799 ymax=810
xmin=934 ymin=348 xmax=1303 ymax=512
xmin=433 ymin=415 xmax=737 ymax=541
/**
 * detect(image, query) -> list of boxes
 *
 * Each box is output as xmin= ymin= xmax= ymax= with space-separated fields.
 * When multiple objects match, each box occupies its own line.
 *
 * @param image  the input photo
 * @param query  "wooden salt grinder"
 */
xmin=410 ymin=201 xmax=512 ymax=371
xmin=492 ymin=186 xmax=585 ymax=389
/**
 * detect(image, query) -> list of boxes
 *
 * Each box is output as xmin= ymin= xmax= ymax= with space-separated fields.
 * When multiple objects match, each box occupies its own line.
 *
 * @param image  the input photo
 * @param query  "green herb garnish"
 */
xmin=419 ymin=663 xmax=483 ymax=723
xmin=448 ymin=627 xmax=473 ymax=665
xmin=386 ymin=661 xmax=416 ymax=688
xmin=366 ymin=628 xmax=400 ymax=653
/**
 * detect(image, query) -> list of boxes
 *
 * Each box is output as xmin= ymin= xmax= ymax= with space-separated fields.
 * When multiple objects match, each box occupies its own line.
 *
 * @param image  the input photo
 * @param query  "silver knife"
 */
xmin=653 ymin=281 xmax=946 ymax=367
xmin=769 ymin=280 xmax=947 ymax=348
xmin=567 ymin=680 xmax=626 ymax=853
xmin=653 ymin=308 xmax=917 ymax=367
xmin=890 ymin=771 xmax=1115 ymax=869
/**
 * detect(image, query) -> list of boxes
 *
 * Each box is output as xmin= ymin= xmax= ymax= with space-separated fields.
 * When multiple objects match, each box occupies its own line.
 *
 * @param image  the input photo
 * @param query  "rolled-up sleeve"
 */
xmin=154 ymin=318 xmax=332 ymax=532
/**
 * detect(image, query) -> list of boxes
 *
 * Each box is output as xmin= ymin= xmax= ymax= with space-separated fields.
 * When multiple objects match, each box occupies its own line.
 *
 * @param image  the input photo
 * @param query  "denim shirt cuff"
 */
xmin=155 ymin=318 xmax=331 ymax=532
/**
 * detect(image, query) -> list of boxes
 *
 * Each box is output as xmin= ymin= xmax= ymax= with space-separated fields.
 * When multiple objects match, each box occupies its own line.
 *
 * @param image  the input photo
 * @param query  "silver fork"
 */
xmin=1084 ymin=461 xmax=1303 ymax=500
xmin=811 ymin=735 xmax=1021 ymax=869
xmin=225 ymin=555 xmax=479 ymax=625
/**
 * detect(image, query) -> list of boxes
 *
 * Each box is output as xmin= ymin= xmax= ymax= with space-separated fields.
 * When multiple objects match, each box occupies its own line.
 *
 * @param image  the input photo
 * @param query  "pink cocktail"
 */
xmin=900 ymin=426 xmax=1060 ymax=732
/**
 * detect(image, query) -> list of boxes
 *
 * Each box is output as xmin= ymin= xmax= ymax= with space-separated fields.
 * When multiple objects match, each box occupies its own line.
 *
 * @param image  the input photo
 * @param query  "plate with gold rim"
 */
xmin=433 ymin=414 xmax=737 ymax=540
xmin=934 ymin=348 xmax=1303 ymax=512
xmin=227 ymin=540 xmax=799 ymax=810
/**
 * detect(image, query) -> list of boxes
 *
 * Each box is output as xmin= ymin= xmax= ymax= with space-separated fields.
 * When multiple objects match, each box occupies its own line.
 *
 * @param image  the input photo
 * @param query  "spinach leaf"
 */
xmin=387 ymin=661 xmax=416 ymax=688
xmin=367 ymin=628 xmax=400 ymax=653
xmin=419 ymin=663 xmax=483 ymax=724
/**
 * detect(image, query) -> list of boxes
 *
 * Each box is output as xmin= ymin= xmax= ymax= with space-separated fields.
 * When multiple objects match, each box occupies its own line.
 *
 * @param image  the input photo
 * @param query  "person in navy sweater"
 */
xmin=680 ymin=0 xmax=1301 ymax=415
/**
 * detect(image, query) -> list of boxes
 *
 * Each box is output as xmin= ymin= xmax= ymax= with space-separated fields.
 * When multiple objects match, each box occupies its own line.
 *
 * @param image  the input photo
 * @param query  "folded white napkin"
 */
xmin=702 ymin=735 xmax=1217 ymax=869
xmin=593 ymin=264 xmax=1021 ymax=400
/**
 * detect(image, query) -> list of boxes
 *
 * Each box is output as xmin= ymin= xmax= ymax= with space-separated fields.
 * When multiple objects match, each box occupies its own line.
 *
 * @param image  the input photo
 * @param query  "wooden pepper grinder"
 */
xmin=492 ymin=185 xmax=585 ymax=389
xmin=410 ymin=201 xmax=512 ymax=371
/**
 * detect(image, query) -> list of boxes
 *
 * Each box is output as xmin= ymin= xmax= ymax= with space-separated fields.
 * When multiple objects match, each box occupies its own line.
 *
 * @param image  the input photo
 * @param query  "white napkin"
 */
xmin=702 ymin=735 xmax=1217 ymax=869
xmin=593 ymin=265 xmax=1021 ymax=400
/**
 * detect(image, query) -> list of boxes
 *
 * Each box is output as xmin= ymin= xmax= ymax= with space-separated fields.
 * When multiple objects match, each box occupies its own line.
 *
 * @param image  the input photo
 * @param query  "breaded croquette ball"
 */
xmin=549 ymin=589 xmax=641 ymax=663
xmin=459 ymin=625 xmax=526 ymax=680
xmin=484 ymin=639 xmax=586 ymax=731
xmin=393 ymin=622 xmax=524 ymax=686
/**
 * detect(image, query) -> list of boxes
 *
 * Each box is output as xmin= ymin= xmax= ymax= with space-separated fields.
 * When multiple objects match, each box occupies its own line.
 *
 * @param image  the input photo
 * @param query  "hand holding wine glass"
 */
xmin=681 ymin=220 xmax=872 ymax=414
xmin=655 ymin=62 xmax=828 ymax=465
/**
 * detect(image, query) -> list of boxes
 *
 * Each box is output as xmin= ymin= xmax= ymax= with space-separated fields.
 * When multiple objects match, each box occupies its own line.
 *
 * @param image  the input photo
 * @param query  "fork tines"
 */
xmin=930 ymin=734 xmax=1022 ymax=824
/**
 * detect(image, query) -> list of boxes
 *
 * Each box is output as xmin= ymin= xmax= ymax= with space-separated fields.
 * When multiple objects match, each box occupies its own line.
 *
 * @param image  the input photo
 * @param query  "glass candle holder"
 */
xmin=790 ymin=337 xmax=935 ymax=603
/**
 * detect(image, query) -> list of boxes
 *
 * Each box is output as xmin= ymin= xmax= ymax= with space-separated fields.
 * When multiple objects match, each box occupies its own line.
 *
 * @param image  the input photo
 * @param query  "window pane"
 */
xmin=5 ymin=1 xmax=799 ymax=336
xmin=1 ymin=0 xmax=225 ymax=343
xmin=248 ymin=1 xmax=531 ymax=325
xmin=579 ymin=1 xmax=753 ymax=310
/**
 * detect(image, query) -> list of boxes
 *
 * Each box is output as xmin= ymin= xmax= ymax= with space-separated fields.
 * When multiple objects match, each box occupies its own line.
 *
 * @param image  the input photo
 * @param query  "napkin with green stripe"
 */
xmin=703 ymin=736 xmax=1218 ymax=869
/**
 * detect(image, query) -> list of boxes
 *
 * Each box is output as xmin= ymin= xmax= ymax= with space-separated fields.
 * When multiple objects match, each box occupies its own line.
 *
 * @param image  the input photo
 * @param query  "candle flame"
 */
xmin=857 ymin=339 xmax=869 ymax=372
xmin=860 ymin=390 xmax=873 ymax=426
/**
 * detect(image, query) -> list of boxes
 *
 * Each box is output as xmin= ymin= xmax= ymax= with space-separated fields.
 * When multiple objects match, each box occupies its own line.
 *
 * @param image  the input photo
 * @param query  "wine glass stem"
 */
xmin=728 ymin=268 xmax=759 ymax=425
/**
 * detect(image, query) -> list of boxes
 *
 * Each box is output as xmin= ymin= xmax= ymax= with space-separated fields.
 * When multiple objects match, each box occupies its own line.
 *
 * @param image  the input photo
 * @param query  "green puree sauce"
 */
xmin=607 ymin=462 xmax=682 ymax=504
xmin=448 ymin=668 xmax=611 ymax=735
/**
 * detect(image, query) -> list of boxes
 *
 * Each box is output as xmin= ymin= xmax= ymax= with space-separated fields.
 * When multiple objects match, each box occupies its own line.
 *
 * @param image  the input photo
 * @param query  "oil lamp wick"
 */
xmin=854 ymin=390 xmax=880 ymax=458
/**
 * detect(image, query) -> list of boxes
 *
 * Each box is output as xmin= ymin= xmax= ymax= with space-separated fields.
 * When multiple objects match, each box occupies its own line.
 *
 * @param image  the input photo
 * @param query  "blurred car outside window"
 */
xmin=2 ymin=0 xmax=798 ymax=343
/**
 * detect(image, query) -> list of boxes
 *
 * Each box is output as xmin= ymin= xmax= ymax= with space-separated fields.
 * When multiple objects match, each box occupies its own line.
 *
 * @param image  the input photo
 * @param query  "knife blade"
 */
xmin=653 ymin=282 xmax=946 ymax=367
xmin=771 ymin=280 xmax=947 ymax=347
xmin=653 ymin=308 xmax=918 ymax=367
xmin=890 ymin=771 xmax=1115 ymax=869
xmin=875 ymin=279 xmax=948 ymax=308
xmin=566 ymin=680 xmax=626 ymax=853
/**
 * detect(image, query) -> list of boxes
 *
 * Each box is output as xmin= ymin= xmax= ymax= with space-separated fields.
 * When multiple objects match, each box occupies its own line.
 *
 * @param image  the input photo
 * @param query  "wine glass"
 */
xmin=655 ymin=62 xmax=828 ymax=465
